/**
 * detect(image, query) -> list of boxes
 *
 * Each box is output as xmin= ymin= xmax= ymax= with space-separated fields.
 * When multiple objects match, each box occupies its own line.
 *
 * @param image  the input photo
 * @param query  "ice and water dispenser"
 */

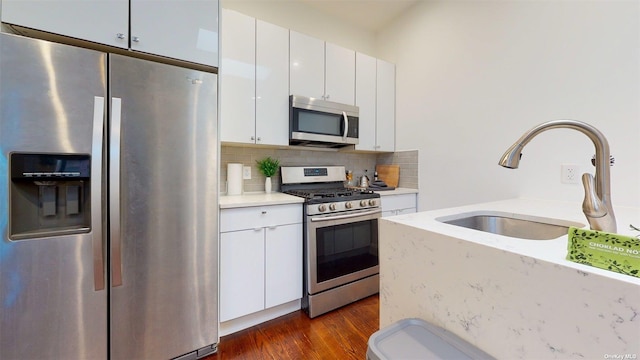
xmin=9 ymin=153 xmax=91 ymax=240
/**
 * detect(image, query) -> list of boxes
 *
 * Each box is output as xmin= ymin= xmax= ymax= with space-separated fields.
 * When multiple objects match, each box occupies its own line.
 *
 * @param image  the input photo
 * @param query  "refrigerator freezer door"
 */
xmin=0 ymin=33 xmax=107 ymax=359
xmin=109 ymin=54 xmax=218 ymax=360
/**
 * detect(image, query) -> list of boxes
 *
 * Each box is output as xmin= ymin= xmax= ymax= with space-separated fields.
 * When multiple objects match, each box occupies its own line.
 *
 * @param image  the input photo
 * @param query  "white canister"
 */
xmin=227 ymin=163 xmax=243 ymax=195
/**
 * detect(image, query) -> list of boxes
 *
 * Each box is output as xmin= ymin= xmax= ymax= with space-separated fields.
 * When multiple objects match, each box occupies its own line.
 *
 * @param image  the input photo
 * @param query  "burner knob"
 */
xmin=318 ymin=204 xmax=327 ymax=212
xmin=368 ymin=199 xmax=377 ymax=206
xmin=360 ymin=200 xmax=368 ymax=207
xmin=329 ymin=203 xmax=337 ymax=211
xmin=345 ymin=202 xmax=353 ymax=209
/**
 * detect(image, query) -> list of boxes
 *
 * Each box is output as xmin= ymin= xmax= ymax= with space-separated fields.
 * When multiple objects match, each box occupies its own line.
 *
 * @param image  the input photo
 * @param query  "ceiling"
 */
xmin=295 ymin=0 xmax=420 ymax=32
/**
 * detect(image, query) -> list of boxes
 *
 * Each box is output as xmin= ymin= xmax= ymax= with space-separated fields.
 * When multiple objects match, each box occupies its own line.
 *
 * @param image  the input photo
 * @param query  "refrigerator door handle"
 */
xmin=92 ymin=96 xmax=106 ymax=291
xmin=110 ymin=97 xmax=124 ymax=287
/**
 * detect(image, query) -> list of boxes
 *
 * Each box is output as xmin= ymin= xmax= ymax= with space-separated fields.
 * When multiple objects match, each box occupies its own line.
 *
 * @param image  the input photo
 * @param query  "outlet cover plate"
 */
xmin=561 ymin=164 xmax=579 ymax=184
xmin=243 ymin=166 xmax=251 ymax=180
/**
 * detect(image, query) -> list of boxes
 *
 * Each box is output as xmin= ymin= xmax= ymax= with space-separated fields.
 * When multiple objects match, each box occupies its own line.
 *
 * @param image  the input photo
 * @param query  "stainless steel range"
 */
xmin=281 ymin=166 xmax=380 ymax=318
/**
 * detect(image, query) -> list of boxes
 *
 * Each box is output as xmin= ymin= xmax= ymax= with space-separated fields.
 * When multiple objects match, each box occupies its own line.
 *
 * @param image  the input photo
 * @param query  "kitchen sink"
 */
xmin=436 ymin=211 xmax=585 ymax=240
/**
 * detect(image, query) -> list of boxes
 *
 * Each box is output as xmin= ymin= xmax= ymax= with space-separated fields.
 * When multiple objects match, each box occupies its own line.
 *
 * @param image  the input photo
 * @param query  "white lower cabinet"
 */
xmin=381 ymin=193 xmax=417 ymax=217
xmin=220 ymin=204 xmax=302 ymax=322
xmin=265 ymin=224 xmax=303 ymax=308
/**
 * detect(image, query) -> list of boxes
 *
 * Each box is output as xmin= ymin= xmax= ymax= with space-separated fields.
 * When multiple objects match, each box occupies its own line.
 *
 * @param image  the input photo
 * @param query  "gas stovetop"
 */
xmin=280 ymin=166 xmax=380 ymax=215
xmin=283 ymin=187 xmax=378 ymax=203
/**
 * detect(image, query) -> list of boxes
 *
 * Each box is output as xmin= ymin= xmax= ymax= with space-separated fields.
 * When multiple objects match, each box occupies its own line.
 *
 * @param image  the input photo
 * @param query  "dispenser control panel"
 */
xmin=11 ymin=153 xmax=90 ymax=180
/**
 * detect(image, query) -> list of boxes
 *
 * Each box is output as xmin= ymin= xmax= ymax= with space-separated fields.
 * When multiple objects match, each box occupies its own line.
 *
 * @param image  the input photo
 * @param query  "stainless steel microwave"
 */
xmin=289 ymin=95 xmax=359 ymax=148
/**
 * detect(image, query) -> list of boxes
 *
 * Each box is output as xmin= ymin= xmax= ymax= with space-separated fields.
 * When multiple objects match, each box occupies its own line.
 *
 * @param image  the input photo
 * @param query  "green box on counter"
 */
xmin=567 ymin=227 xmax=640 ymax=278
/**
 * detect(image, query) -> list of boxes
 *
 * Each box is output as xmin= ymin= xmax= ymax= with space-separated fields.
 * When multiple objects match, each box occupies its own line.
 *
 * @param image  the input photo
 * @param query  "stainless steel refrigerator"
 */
xmin=0 ymin=33 xmax=219 ymax=360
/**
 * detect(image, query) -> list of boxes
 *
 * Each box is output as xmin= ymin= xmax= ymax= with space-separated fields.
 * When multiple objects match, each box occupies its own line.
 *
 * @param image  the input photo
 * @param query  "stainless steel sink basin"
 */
xmin=436 ymin=211 xmax=585 ymax=240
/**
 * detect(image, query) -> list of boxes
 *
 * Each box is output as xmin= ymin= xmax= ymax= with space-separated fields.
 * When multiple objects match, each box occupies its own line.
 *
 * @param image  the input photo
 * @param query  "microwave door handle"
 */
xmin=342 ymin=111 xmax=348 ymax=138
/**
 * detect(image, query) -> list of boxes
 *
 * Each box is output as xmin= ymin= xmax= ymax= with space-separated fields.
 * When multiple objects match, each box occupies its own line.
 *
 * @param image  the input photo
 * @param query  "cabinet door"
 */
xmin=325 ymin=42 xmax=355 ymax=105
xmin=376 ymin=59 xmax=396 ymax=152
xmin=355 ymin=52 xmax=377 ymax=151
xmin=130 ymin=0 xmax=219 ymax=66
xmin=255 ymin=20 xmax=289 ymax=146
xmin=220 ymin=229 xmax=265 ymax=322
xmin=220 ymin=9 xmax=256 ymax=144
xmin=289 ymin=31 xmax=324 ymax=99
xmin=265 ymin=223 xmax=303 ymax=308
xmin=1 ymin=0 xmax=129 ymax=48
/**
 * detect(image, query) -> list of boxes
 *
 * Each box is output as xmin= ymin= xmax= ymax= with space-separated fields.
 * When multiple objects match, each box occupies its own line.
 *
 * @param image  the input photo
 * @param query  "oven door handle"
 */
xmin=310 ymin=209 xmax=381 ymax=222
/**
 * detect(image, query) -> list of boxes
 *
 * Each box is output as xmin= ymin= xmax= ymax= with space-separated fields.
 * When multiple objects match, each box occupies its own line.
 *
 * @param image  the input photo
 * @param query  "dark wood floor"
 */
xmin=206 ymin=295 xmax=379 ymax=360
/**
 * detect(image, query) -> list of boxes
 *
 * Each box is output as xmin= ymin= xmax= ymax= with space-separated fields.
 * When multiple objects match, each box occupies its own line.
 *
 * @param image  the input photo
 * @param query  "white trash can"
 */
xmin=367 ymin=318 xmax=495 ymax=360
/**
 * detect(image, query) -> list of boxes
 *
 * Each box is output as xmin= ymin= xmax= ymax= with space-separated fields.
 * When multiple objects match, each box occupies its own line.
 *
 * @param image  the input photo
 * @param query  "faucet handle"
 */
xmin=591 ymin=154 xmax=615 ymax=167
xmin=581 ymin=173 xmax=607 ymax=218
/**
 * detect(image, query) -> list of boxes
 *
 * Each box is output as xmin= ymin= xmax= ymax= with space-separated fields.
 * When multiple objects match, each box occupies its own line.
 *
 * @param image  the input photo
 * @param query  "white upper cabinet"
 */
xmin=289 ymin=31 xmax=325 ymax=100
xmin=1 ymin=0 xmax=129 ymax=48
xmin=376 ymin=59 xmax=396 ymax=152
xmin=290 ymin=31 xmax=355 ymax=105
xmin=255 ymin=19 xmax=290 ymax=146
xmin=355 ymin=53 xmax=396 ymax=152
xmin=325 ymin=43 xmax=355 ymax=105
xmin=355 ymin=52 xmax=377 ymax=151
xmin=130 ymin=0 xmax=219 ymax=66
xmin=1 ymin=0 xmax=219 ymax=67
xmin=220 ymin=9 xmax=289 ymax=146
xmin=220 ymin=9 xmax=256 ymax=144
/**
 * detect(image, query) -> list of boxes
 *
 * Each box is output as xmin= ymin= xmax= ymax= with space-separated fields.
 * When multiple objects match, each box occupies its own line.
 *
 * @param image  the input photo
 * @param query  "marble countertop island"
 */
xmin=380 ymin=198 xmax=639 ymax=359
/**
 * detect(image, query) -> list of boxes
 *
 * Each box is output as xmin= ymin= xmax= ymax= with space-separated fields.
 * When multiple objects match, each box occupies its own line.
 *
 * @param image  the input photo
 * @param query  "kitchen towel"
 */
xmin=227 ymin=163 xmax=243 ymax=195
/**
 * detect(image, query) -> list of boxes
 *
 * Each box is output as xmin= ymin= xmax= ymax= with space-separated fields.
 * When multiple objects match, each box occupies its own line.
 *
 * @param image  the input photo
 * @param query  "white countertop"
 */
xmin=373 ymin=187 xmax=418 ymax=196
xmin=219 ymin=192 xmax=304 ymax=209
xmin=379 ymin=197 xmax=640 ymax=358
xmin=385 ymin=197 xmax=640 ymax=284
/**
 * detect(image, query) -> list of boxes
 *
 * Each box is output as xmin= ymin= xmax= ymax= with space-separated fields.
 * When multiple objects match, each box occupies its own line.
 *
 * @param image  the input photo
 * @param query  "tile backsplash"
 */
xmin=220 ymin=145 xmax=418 ymax=193
xmin=377 ymin=150 xmax=419 ymax=189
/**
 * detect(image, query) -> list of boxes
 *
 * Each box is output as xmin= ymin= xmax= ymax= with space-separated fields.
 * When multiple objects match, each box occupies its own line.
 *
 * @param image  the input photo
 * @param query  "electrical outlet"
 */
xmin=243 ymin=166 xmax=251 ymax=180
xmin=561 ymin=164 xmax=579 ymax=184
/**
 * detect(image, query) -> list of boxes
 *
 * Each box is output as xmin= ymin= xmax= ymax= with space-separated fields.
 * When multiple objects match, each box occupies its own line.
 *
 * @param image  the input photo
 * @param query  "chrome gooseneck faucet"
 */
xmin=498 ymin=120 xmax=616 ymax=232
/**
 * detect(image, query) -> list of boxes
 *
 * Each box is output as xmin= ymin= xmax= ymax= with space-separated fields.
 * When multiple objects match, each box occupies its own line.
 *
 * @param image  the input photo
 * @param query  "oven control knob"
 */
xmin=345 ymin=202 xmax=353 ymax=209
xmin=360 ymin=200 xmax=368 ymax=207
xmin=318 ymin=204 xmax=327 ymax=212
xmin=329 ymin=203 xmax=337 ymax=211
xmin=368 ymin=199 xmax=377 ymax=206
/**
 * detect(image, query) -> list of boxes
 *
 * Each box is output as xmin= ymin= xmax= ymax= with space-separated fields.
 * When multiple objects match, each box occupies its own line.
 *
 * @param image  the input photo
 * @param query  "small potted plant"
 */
xmin=256 ymin=156 xmax=280 ymax=193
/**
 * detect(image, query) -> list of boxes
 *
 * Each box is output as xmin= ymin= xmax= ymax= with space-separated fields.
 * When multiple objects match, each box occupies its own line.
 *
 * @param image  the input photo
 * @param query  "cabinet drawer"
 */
xmin=220 ymin=203 xmax=302 ymax=232
xmin=381 ymin=193 xmax=417 ymax=212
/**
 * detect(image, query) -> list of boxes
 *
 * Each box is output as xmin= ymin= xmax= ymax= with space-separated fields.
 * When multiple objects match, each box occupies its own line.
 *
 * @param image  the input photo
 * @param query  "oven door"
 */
xmin=306 ymin=208 xmax=380 ymax=295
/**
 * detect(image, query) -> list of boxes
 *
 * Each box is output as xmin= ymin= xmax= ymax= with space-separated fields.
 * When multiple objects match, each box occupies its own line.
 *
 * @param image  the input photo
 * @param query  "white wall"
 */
xmin=377 ymin=1 xmax=640 ymax=211
xmin=220 ymin=0 xmax=376 ymax=56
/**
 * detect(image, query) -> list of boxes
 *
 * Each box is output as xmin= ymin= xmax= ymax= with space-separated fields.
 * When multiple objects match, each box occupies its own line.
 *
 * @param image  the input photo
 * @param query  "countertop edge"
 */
xmin=374 ymin=187 xmax=419 ymax=196
xmin=219 ymin=192 xmax=304 ymax=209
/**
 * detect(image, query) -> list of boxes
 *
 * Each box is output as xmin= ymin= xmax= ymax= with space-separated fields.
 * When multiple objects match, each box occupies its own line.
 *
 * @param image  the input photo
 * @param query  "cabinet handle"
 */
xmin=261 ymin=210 xmax=267 ymax=215
xmin=257 ymin=137 xmax=261 ymax=142
xmin=116 ymin=33 xmax=126 ymax=40
xmin=267 ymin=225 xmax=278 ymax=230
xmin=251 ymin=136 xmax=255 ymax=141
xmin=325 ymin=94 xmax=330 ymax=100
xmin=131 ymin=36 xmax=140 ymax=43
xmin=253 ymin=228 xmax=262 ymax=231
